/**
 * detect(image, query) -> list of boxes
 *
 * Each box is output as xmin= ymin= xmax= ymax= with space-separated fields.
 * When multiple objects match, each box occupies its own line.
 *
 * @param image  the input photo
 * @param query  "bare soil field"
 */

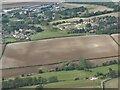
xmin=111 ymin=34 xmax=120 ymax=45
xmin=2 ymin=57 xmax=118 ymax=78
xmin=1 ymin=35 xmax=119 ymax=69
xmin=59 ymin=3 xmax=113 ymax=12
xmin=2 ymin=64 xmax=59 ymax=78
xmin=2 ymin=2 xmax=56 ymax=9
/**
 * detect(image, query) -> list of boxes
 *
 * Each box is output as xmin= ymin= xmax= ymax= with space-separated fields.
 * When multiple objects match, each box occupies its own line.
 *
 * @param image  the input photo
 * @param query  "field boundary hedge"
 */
xmin=1 ymin=55 xmax=119 ymax=70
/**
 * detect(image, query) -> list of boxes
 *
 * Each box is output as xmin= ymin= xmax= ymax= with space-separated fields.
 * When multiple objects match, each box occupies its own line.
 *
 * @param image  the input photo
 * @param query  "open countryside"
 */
xmin=1 ymin=1 xmax=119 ymax=89
xmin=3 ymin=64 xmax=118 ymax=89
xmin=59 ymin=3 xmax=114 ymax=12
xmin=1 ymin=35 xmax=119 ymax=69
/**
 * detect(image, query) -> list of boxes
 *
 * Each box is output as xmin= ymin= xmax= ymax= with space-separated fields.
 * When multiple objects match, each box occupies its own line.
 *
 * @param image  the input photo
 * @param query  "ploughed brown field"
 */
xmin=1 ymin=35 xmax=119 ymax=69
xmin=2 ymin=57 xmax=118 ymax=78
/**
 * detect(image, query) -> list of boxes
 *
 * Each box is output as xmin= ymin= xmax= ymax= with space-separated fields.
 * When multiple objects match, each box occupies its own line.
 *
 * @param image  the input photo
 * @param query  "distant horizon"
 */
xmin=2 ymin=0 xmax=120 ymax=3
xmin=3 ymin=0 xmax=64 ymax=2
xmin=2 ymin=0 xmax=63 ymax=4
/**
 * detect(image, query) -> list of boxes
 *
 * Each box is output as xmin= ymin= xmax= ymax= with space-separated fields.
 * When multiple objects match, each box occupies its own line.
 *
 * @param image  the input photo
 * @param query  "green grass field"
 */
xmin=31 ymin=31 xmax=68 ymax=40
xmin=24 ymin=80 xmax=101 ymax=88
xmin=20 ymin=64 xmax=118 ymax=88
xmin=30 ymin=64 xmax=118 ymax=80
xmin=44 ymin=80 xmax=101 ymax=88
xmin=31 ymin=31 xmax=90 ymax=40
xmin=4 ymin=37 xmax=16 ymax=43
xmin=104 ymin=78 xmax=119 ymax=88
xmin=31 ymin=24 xmax=93 ymax=40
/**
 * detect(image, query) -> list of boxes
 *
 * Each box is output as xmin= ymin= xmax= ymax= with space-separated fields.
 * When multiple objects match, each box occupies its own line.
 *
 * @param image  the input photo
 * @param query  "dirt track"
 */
xmin=1 ymin=35 xmax=119 ymax=69
xmin=111 ymin=34 xmax=120 ymax=45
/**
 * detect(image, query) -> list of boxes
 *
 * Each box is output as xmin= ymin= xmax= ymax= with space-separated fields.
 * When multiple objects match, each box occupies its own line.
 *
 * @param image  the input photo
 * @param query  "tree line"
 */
xmin=2 ymin=76 xmax=58 ymax=89
xmin=2 ymin=58 xmax=119 ymax=89
xmin=68 ymin=2 xmax=120 ymax=12
xmin=82 ymin=10 xmax=113 ymax=17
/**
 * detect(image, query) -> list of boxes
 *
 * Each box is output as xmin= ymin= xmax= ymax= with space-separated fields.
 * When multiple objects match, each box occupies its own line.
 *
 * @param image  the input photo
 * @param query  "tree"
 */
xmin=32 ymin=77 xmax=38 ymax=85
xmin=38 ymin=77 xmax=47 ymax=84
xmin=108 ymin=68 xmax=117 ymax=78
xmin=74 ymin=77 xmax=79 ymax=80
xmin=47 ymin=76 xmax=58 ymax=83
xmin=78 ymin=58 xmax=87 ymax=70
xmin=35 ymin=84 xmax=43 ymax=90
xmin=2 ymin=76 xmax=48 ymax=89
xmin=95 ymin=72 xmax=104 ymax=77
xmin=21 ymin=74 xmax=25 ymax=77
xmin=67 ymin=62 xmax=76 ymax=70
xmin=2 ymin=15 xmax=9 ymax=24
xmin=86 ymin=23 xmax=92 ymax=28
xmin=85 ymin=23 xmax=92 ymax=32
xmin=35 ymin=27 xmax=43 ymax=33
xmin=79 ymin=19 xmax=84 ymax=23
xmin=38 ymin=69 xmax=43 ymax=74
xmin=59 ymin=62 xmax=69 ymax=71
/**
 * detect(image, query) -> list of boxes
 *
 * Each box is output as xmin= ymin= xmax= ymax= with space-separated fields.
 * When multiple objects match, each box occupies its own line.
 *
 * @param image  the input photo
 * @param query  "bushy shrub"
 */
xmin=99 ymin=76 xmax=105 ymax=79
xmin=95 ymin=72 xmax=104 ymax=77
xmin=47 ymin=76 xmax=58 ymax=83
xmin=108 ymin=68 xmax=118 ymax=78
xmin=85 ymin=77 xmax=89 ymax=80
xmin=21 ymin=74 xmax=25 ymax=77
xmin=38 ymin=69 xmax=43 ymax=74
xmin=35 ymin=84 xmax=43 ymax=90
xmin=74 ymin=77 xmax=79 ymax=80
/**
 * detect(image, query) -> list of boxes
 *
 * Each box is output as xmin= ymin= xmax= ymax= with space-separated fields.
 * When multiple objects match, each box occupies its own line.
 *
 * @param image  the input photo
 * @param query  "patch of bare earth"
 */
xmin=1 ymin=35 xmax=119 ymax=78
xmin=1 ymin=35 xmax=119 ymax=69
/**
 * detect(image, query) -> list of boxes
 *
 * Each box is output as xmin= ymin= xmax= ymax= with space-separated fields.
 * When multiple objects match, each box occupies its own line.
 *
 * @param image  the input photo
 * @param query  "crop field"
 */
xmin=2 ymin=2 xmax=55 ymax=9
xmin=59 ymin=3 xmax=113 ymax=12
xmin=2 ymin=57 xmax=118 ymax=78
xmin=87 ymin=57 xmax=119 ymax=67
xmin=1 ymin=35 xmax=119 ymax=69
xmin=2 ymin=63 xmax=60 ymax=78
